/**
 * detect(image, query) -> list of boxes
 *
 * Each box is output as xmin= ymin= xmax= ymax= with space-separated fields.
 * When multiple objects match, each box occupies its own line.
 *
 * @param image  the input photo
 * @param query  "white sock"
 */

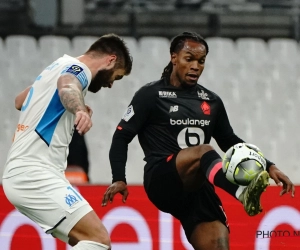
xmin=235 ymin=186 xmax=246 ymax=199
xmin=72 ymin=240 xmax=109 ymax=250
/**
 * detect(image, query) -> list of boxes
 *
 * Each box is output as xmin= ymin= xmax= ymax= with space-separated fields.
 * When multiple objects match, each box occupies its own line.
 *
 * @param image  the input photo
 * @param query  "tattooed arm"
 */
xmin=57 ymin=74 xmax=86 ymax=113
xmin=57 ymin=74 xmax=92 ymax=135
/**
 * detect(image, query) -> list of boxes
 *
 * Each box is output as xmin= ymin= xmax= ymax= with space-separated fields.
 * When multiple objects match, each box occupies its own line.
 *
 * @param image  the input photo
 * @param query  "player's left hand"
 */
xmin=268 ymin=165 xmax=295 ymax=197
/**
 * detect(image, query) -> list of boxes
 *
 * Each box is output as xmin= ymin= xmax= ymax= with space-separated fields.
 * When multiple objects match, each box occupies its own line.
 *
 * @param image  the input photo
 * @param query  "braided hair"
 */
xmin=161 ymin=32 xmax=209 ymax=79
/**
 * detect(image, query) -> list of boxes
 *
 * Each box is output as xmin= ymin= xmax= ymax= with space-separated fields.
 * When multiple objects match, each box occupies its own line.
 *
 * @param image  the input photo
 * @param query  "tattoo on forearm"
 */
xmin=60 ymin=87 xmax=86 ymax=114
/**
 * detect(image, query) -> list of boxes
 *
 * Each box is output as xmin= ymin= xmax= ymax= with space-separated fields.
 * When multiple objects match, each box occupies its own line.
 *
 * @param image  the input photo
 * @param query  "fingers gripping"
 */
xmin=75 ymin=110 xmax=92 ymax=135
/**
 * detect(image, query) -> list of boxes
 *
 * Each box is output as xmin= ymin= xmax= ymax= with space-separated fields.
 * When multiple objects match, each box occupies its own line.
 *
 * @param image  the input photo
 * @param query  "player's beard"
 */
xmin=180 ymin=76 xmax=198 ymax=89
xmin=88 ymin=68 xmax=114 ymax=93
xmin=175 ymin=72 xmax=198 ymax=89
xmin=181 ymin=80 xmax=197 ymax=89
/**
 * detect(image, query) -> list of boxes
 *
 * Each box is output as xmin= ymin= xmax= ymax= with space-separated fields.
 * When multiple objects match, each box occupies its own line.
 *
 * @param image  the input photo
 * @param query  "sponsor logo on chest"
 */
xmin=170 ymin=118 xmax=210 ymax=126
xmin=159 ymin=91 xmax=177 ymax=98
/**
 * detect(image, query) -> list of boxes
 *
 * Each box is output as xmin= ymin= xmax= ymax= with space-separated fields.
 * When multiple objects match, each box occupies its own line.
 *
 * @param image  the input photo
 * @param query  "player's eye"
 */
xmin=199 ymin=57 xmax=206 ymax=64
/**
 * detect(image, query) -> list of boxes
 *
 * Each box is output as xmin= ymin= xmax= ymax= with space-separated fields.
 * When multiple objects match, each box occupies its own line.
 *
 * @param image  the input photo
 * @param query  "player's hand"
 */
xmin=268 ymin=165 xmax=295 ymax=197
xmin=85 ymin=104 xmax=93 ymax=117
xmin=74 ymin=110 xmax=92 ymax=135
xmin=101 ymin=181 xmax=128 ymax=206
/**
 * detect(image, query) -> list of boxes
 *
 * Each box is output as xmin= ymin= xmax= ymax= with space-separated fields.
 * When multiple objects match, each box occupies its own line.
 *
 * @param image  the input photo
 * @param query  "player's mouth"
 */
xmin=186 ymin=73 xmax=198 ymax=81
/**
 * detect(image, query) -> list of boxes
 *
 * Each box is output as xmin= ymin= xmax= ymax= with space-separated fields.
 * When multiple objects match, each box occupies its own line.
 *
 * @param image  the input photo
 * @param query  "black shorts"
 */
xmin=144 ymin=150 xmax=229 ymax=240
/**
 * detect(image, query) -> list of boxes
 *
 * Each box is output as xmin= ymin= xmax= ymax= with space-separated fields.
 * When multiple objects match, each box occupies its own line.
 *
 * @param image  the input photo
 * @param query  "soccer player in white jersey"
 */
xmin=2 ymin=33 xmax=132 ymax=250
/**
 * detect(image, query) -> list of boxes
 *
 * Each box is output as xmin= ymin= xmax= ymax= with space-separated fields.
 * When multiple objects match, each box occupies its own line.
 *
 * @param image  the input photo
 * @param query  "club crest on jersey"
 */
xmin=201 ymin=101 xmax=210 ymax=115
xmin=122 ymin=105 xmax=135 ymax=122
xmin=65 ymin=194 xmax=79 ymax=207
xmin=159 ymin=91 xmax=177 ymax=98
xmin=197 ymin=90 xmax=209 ymax=100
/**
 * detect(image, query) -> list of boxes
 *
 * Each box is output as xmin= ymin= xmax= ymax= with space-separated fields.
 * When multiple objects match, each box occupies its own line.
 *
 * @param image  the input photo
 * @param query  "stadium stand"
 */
xmin=0 ymin=34 xmax=299 ymax=185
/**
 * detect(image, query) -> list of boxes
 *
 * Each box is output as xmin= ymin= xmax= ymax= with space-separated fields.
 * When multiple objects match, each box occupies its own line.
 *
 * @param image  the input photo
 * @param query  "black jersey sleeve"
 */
xmin=109 ymin=85 xmax=155 ymax=183
xmin=212 ymin=96 xmax=275 ymax=171
xmin=212 ymin=97 xmax=243 ymax=152
xmin=109 ymin=128 xmax=135 ymax=183
xmin=118 ymin=84 xmax=156 ymax=133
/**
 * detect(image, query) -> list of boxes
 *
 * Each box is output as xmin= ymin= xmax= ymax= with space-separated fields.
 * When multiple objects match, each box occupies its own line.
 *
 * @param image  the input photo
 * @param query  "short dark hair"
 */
xmin=161 ymin=31 xmax=209 ymax=79
xmin=86 ymin=33 xmax=132 ymax=75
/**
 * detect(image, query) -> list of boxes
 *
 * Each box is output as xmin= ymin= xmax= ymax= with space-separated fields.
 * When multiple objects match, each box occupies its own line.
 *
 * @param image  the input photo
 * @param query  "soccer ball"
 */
xmin=222 ymin=143 xmax=266 ymax=186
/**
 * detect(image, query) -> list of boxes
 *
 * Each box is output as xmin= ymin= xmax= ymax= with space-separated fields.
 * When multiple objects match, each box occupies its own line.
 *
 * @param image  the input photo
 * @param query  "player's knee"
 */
xmin=197 ymin=144 xmax=215 ymax=159
xmin=209 ymin=237 xmax=229 ymax=250
xmin=72 ymin=240 xmax=111 ymax=250
xmin=189 ymin=221 xmax=229 ymax=250
xmin=99 ymin=235 xmax=111 ymax=248
xmin=69 ymin=222 xmax=111 ymax=248
xmin=191 ymin=236 xmax=229 ymax=250
xmin=86 ymin=229 xmax=111 ymax=248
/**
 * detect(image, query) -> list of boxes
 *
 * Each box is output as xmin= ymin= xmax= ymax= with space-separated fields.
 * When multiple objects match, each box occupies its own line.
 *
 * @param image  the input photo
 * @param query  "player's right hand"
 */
xmin=85 ymin=104 xmax=93 ymax=117
xmin=101 ymin=181 xmax=129 ymax=206
xmin=74 ymin=110 xmax=92 ymax=135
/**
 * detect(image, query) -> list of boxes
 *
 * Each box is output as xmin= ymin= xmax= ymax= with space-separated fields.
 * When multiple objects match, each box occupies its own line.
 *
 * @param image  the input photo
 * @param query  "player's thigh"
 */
xmin=178 ymin=181 xmax=229 ymax=243
xmin=190 ymin=220 xmax=229 ymax=250
xmin=144 ymin=156 xmax=188 ymax=216
xmin=3 ymin=167 xmax=90 ymax=240
xmin=176 ymin=144 xmax=214 ymax=187
xmin=67 ymin=210 xmax=110 ymax=246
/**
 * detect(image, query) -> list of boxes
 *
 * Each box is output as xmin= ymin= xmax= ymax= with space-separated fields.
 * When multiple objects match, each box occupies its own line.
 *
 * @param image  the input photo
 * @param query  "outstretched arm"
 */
xmin=15 ymin=85 xmax=32 ymax=110
xmin=213 ymin=96 xmax=295 ymax=197
xmin=102 ymin=85 xmax=154 ymax=206
xmin=57 ymin=74 xmax=92 ymax=135
xmin=102 ymin=128 xmax=135 ymax=206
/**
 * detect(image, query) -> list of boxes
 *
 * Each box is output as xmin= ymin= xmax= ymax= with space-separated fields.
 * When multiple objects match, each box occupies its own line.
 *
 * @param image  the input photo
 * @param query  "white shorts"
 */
xmin=2 ymin=166 xmax=93 ymax=243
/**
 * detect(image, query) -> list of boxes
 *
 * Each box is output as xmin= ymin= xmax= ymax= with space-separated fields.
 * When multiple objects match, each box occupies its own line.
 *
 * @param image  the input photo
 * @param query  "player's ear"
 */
xmin=171 ymin=53 xmax=177 ymax=66
xmin=106 ymin=55 xmax=117 ymax=69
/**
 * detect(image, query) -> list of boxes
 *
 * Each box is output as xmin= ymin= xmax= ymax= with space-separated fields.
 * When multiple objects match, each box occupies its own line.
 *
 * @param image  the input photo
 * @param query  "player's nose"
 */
xmin=190 ymin=61 xmax=200 ymax=70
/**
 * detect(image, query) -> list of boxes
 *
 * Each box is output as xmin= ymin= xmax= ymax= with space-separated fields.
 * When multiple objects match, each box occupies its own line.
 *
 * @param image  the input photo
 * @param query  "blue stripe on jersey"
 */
xmin=76 ymin=71 xmax=88 ymax=89
xmin=35 ymin=89 xmax=65 ymax=146
xmin=61 ymin=64 xmax=88 ymax=90
xmin=21 ymin=87 xmax=34 ymax=111
xmin=36 ymin=75 xmax=42 ymax=81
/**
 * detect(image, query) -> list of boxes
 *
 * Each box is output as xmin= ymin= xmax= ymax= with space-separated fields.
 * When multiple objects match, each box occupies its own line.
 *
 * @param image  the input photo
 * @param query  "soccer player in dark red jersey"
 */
xmin=102 ymin=32 xmax=295 ymax=249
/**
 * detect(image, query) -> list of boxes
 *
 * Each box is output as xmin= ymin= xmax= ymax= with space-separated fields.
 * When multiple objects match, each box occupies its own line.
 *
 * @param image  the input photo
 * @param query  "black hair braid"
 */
xmin=161 ymin=61 xmax=173 ymax=79
xmin=161 ymin=31 xmax=209 ymax=79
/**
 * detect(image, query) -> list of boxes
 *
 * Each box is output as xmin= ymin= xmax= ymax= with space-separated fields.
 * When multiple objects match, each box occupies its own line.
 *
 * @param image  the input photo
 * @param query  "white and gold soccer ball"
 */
xmin=222 ymin=143 xmax=266 ymax=186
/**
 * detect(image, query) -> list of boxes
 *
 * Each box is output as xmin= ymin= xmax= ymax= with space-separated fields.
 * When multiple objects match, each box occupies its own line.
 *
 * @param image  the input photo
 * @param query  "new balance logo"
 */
xmin=197 ymin=90 xmax=209 ymax=100
xmin=159 ymin=91 xmax=177 ymax=98
xmin=169 ymin=105 xmax=179 ymax=113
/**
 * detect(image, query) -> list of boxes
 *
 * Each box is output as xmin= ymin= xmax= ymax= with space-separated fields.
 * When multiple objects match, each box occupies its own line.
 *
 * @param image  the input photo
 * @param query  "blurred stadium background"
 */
xmin=1 ymin=0 xmax=300 ymax=185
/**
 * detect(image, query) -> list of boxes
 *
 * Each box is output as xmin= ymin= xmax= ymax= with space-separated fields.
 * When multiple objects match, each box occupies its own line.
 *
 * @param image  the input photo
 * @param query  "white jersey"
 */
xmin=3 ymin=55 xmax=92 ymax=177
